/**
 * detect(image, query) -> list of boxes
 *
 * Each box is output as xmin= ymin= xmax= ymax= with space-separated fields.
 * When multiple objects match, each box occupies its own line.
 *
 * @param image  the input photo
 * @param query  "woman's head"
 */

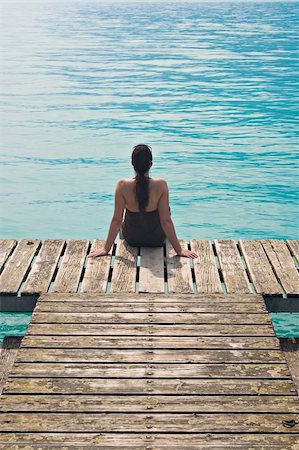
xmin=131 ymin=144 xmax=152 ymax=175
xmin=131 ymin=144 xmax=152 ymax=211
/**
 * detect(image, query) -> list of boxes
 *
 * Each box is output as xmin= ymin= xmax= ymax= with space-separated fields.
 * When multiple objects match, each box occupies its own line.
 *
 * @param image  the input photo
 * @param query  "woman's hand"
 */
xmin=177 ymin=249 xmax=198 ymax=259
xmin=88 ymin=247 xmax=109 ymax=258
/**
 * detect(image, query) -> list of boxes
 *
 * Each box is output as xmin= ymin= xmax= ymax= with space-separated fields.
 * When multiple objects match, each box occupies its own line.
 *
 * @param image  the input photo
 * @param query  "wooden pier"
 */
xmin=0 ymin=238 xmax=298 ymax=310
xmin=0 ymin=238 xmax=299 ymax=447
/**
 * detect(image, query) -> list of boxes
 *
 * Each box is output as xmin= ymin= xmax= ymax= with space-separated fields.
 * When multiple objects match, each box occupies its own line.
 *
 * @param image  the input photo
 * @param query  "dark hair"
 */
xmin=131 ymin=144 xmax=152 ymax=211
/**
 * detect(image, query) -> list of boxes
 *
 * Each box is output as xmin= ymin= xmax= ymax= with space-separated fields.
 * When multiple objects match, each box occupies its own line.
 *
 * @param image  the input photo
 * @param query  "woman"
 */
xmin=88 ymin=144 xmax=198 ymax=259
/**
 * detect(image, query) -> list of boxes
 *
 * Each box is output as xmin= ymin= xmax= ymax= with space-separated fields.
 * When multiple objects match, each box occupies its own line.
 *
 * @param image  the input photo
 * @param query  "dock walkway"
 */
xmin=0 ymin=239 xmax=299 ymax=310
xmin=1 ymin=292 xmax=299 ymax=448
xmin=0 ymin=238 xmax=299 ymax=447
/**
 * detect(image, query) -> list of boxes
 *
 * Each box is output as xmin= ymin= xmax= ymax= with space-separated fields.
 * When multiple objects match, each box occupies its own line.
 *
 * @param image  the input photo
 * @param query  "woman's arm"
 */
xmin=88 ymin=180 xmax=125 ymax=258
xmin=158 ymin=180 xmax=198 ymax=259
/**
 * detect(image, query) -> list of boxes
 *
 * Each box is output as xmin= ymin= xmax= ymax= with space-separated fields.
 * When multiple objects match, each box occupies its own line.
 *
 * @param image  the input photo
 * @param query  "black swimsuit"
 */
xmin=121 ymin=208 xmax=166 ymax=247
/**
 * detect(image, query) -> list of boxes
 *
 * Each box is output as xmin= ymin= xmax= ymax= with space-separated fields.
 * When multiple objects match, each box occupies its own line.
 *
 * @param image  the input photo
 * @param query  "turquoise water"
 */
xmin=0 ymin=0 xmax=298 ymax=240
xmin=0 ymin=313 xmax=32 ymax=347
xmin=0 ymin=1 xmax=298 ymax=339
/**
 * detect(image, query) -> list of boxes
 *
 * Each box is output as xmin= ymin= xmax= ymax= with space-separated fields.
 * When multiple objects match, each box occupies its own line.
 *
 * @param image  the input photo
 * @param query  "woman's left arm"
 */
xmin=88 ymin=180 xmax=125 ymax=258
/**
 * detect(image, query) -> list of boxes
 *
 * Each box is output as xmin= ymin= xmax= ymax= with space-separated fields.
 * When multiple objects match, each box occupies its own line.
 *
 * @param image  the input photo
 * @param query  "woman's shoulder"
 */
xmin=152 ymin=178 xmax=168 ymax=189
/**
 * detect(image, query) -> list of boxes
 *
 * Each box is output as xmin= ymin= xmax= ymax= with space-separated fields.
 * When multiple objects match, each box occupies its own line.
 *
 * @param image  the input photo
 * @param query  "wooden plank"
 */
xmin=280 ymin=338 xmax=299 ymax=394
xmin=52 ymin=240 xmax=89 ymax=293
xmin=139 ymin=246 xmax=164 ymax=293
xmin=0 ymin=239 xmax=17 ymax=270
xmin=0 ymin=240 xmax=41 ymax=294
xmin=23 ymin=323 xmax=276 ymax=336
xmin=30 ymin=311 xmax=271 ymax=324
xmin=81 ymin=239 xmax=111 ymax=293
xmin=16 ymin=348 xmax=285 ymax=363
xmin=1 ymin=412 xmax=299 ymax=433
xmin=36 ymin=292 xmax=265 ymax=302
xmin=21 ymin=240 xmax=64 ymax=295
xmin=1 ymin=394 xmax=297 ymax=413
xmin=9 ymin=362 xmax=290 ymax=378
xmin=34 ymin=300 xmax=267 ymax=313
xmin=21 ymin=335 xmax=280 ymax=349
xmin=191 ymin=240 xmax=222 ymax=293
xmin=3 ymin=377 xmax=294 ymax=395
xmin=0 ymin=433 xmax=298 ymax=449
xmin=287 ymin=240 xmax=299 ymax=266
xmin=0 ymin=337 xmax=22 ymax=395
xmin=240 ymin=240 xmax=281 ymax=295
xmin=215 ymin=240 xmax=251 ymax=293
xmin=110 ymin=240 xmax=137 ymax=293
xmin=261 ymin=240 xmax=299 ymax=295
xmin=166 ymin=240 xmax=193 ymax=294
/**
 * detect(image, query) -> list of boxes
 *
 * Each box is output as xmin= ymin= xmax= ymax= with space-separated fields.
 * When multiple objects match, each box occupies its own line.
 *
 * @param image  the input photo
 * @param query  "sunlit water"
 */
xmin=0 ymin=0 xmax=298 ymax=339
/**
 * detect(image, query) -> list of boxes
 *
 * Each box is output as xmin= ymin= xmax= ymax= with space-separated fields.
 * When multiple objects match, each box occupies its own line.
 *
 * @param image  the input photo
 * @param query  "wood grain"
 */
xmin=110 ymin=240 xmax=137 ymax=293
xmin=239 ymin=240 xmax=281 ymax=295
xmin=215 ymin=240 xmax=251 ymax=293
xmin=22 ymin=239 xmax=64 ymax=295
xmin=81 ymin=239 xmax=111 ymax=293
xmin=0 ymin=239 xmax=17 ymax=270
xmin=0 ymin=240 xmax=40 ymax=294
xmin=191 ymin=240 xmax=222 ymax=293
xmin=166 ymin=240 xmax=193 ymax=294
xmin=139 ymin=246 xmax=165 ymax=293
xmin=261 ymin=240 xmax=299 ymax=295
xmin=52 ymin=240 xmax=89 ymax=293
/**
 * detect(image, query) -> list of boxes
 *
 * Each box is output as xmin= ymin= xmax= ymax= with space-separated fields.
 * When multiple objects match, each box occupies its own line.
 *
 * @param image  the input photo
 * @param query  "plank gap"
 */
xmin=188 ymin=242 xmax=197 ymax=294
xmin=236 ymin=241 xmax=256 ymax=294
xmin=16 ymin=242 xmax=42 ymax=297
xmin=261 ymin=242 xmax=288 ymax=299
xmin=163 ymin=242 xmax=168 ymax=294
xmin=212 ymin=241 xmax=226 ymax=294
xmin=77 ymin=241 xmax=92 ymax=294
xmin=0 ymin=242 xmax=17 ymax=276
xmin=46 ymin=241 xmax=67 ymax=294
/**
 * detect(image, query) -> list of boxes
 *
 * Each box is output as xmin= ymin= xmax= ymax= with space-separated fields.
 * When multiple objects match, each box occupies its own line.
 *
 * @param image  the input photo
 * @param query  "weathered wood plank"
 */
xmin=21 ymin=335 xmax=280 ymax=349
xmin=261 ymin=240 xmax=299 ymax=295
xmin=52 ymin=240 xmax=89 ymax=293
xmin=30 ymin=312 xmax=271 ymax=324
xmin=0 ymin=337 xmax=22 ymax=395
xmin=23 ymin=323 xmax=276 ymax=336
xmin=166 ymin=240 xmax=193 ymax=293
xmin=81 ymin=239 xmax=111 ymax=293
xmin=0 ymin=240 xmax=40 ymax=294
xmin=110 ymin=240 xmax=137 ymax=293
xmin=240 ymin=240 xmax=281 ymax=295
xmin=191 ymin=240 xmax=222 ymax=293
xmin=34 ymin=300 xmax=267 ymax=313
xmin=280 ymin=338 xmax=299 ymax=394
xmin=9 ymin=362 xmax=290 ymax=378
xmin=0 ymin=239 xmax=17 ymax=270
xmin=0 ymin=433 xmax=298 ymax=449
xmin=1 ymin=412 xmax=299 ymax=433
xmin=1 ymin=394 xmax=297 ymax=413
xmin=215 ymin=240 xmax=251 ymax=293
xmin=3 ymin=377 xmax=294 ymax=395
xmin=36 ymin=292 xmax=264 ymax=302
xmin=139 ymin=246 xmax=164 ymax=293
xmin=21 ymin=240 xmax=65 ymax=295
xmin=16 ymin=348 xmax=285 ymax=363
xmin=287 ymin=240 xmax=299 ymax=266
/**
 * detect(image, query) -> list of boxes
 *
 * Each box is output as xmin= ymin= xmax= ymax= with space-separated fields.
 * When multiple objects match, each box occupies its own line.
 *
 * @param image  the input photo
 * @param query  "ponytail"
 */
xmin=131 ymin=144 xmax=152 ymax=212
xmin=135 ymin=171 xmax=150 ymax=212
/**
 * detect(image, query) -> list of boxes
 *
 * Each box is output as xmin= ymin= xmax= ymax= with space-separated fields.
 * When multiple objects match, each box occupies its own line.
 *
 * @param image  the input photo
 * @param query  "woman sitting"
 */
xmin=88 ymin=144 xmax=198 ymax=259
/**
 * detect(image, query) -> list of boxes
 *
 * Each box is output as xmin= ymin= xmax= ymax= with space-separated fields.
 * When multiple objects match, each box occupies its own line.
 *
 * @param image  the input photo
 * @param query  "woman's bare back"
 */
xmin=119 ymin=177 xmax=165 ymax=212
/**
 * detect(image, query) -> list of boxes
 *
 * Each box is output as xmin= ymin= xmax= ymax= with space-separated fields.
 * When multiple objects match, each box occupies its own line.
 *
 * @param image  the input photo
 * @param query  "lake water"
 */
xmin=0 ymin=0 xmax=298 ymax=340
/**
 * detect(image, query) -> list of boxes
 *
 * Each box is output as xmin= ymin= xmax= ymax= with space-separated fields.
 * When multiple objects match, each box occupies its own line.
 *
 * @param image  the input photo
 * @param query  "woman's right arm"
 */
xmin=158 ymin=180 xmax=198 ymax=258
